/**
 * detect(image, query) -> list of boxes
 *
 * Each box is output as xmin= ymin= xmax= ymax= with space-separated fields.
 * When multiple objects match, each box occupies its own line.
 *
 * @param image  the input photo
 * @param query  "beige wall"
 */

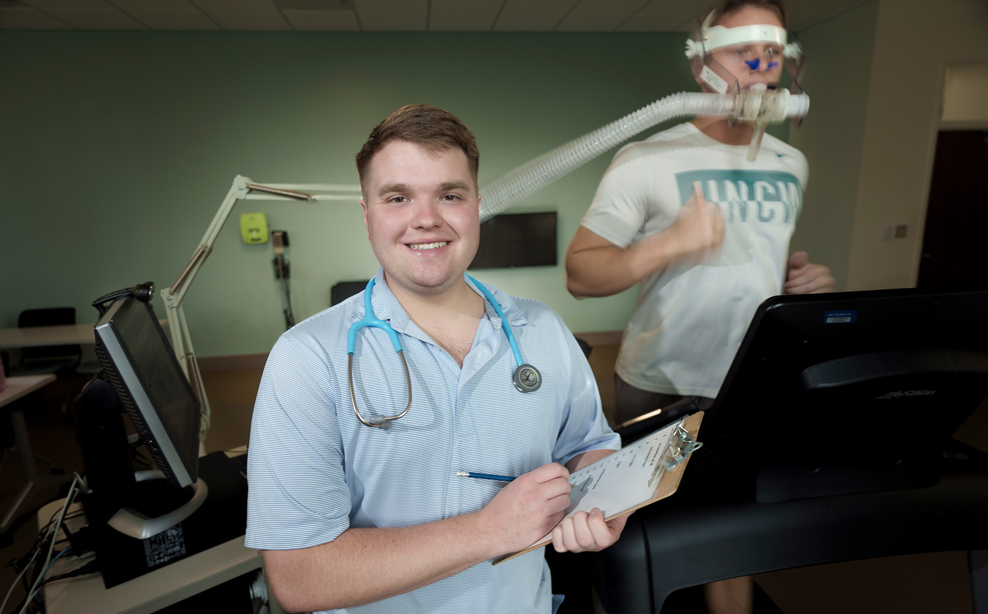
xmin=942 ymin=64 xmax=988 ymax=123
xmin=846 ymin=0 xmax=988 ymax=290
xmin=794 ymin=0 xmax=988 ymax=293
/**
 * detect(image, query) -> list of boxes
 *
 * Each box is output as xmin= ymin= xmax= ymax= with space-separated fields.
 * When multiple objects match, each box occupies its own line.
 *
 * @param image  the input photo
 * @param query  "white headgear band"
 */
xmin=685 ymin=12 xmax=802 ymax=60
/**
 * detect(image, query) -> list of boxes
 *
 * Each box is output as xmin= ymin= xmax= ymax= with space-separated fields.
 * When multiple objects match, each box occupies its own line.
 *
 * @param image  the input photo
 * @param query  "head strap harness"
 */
xmin=685 ymin=12 xmax=802 ymax=60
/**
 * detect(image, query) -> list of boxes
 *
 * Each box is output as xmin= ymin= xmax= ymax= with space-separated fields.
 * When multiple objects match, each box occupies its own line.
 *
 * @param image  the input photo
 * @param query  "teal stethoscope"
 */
xmin=347 ymin=275 xmax=542 ymax=429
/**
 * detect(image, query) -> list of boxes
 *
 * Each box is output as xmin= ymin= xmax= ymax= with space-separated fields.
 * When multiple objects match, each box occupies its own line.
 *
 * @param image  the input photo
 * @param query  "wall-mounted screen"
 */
xmin=469 ymin=212 xmax=557 ymax=270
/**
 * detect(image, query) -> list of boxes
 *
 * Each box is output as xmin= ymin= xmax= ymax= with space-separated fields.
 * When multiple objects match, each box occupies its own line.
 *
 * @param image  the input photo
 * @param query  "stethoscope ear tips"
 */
xmin=513 ymin=364 xmax=542 ymax=393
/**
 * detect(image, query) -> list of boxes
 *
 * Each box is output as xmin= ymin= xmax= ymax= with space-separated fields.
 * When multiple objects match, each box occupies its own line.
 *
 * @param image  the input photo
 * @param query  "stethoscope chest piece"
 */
xmin=513 ymin=364 xmax=542 ymax=393
xmin=464 ymin=274 xmax=543 ymax=395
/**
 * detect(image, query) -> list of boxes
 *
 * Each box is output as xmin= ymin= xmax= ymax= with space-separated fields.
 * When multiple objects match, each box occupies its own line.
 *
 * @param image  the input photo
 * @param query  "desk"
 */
xmin=0 ymin=374 xmax=56 ymax=407
xmin=0 ymin=324 xmax=97 ymax=349
xmin=0 ymin=320 xmax=168 ymax=350
xmin=0 ymin=375 xmax=72 ymax=533
xmin=38 ymin=499 xmax=262 ymax=614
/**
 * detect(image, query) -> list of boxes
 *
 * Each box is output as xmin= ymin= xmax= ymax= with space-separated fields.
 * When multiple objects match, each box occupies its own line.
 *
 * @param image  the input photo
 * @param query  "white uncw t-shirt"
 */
xmin=581 ymin=122 xmax=808 ymax=398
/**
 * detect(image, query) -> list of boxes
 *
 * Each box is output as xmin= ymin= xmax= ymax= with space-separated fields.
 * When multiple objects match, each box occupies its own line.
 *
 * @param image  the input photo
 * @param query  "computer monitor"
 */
xmin=703 ymin=286 xmax=988 ymax=503
xmin=76 ymin=291 xmax=205 ymax=542
xmin=93 ymin=295 xmax=200 ymax=488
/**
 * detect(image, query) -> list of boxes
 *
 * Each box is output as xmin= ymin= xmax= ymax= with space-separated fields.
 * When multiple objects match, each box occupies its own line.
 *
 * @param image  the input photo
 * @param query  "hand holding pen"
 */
xmin=468 ymin=463 xmax=573 ymax=554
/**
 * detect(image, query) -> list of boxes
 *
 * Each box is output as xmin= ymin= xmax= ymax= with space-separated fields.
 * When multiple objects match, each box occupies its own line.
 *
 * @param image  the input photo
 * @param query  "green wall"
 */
xmin=1 ymin=31 xmax=701 ymax=357
xmin=788 ymin=1 xmax=879 ymax=291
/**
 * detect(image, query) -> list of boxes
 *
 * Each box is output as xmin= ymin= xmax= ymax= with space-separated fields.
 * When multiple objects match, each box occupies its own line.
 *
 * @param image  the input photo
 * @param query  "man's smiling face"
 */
xmin=360 ymin=138 xmax=481 ymax=298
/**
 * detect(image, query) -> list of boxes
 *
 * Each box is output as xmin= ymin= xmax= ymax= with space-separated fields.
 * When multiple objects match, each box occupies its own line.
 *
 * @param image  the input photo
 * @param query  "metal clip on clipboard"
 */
xmin=649 ymin=423 xmax=704 ymax=488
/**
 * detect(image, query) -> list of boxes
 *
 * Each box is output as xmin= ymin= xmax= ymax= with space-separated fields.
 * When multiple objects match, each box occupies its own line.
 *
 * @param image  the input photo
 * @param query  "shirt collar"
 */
xmin=464 ymin=275 xmax=528 ymax=329
xmin=349 ymin=268 xmax=529 ymax=331
xmin=347 ymin=268 xmax=409 ymax=331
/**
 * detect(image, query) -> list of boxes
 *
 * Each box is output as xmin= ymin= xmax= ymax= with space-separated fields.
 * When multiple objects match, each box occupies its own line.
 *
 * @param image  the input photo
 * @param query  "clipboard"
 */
xmin=494 ymin=411 xmax=703 ymax=565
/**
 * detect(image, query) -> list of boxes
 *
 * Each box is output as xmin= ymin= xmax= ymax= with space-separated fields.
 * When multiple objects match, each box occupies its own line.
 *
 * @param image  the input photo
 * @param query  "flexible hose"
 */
xmin=478 ymin=90 xmax=807 ymax=221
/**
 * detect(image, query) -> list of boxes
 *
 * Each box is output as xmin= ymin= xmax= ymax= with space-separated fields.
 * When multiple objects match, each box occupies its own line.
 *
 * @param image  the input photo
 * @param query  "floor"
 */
xmin=0 ymin=360 xmax=984 ymax=614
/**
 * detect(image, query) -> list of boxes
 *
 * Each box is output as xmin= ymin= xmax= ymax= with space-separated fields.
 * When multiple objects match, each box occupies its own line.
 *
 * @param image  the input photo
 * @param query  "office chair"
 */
xmin=330 ymin=280 xmax=369 ymax=307
xmin=11 ymin=307 xmax=82 ymax=377
xmin=12 ymin=307 xmax=96 ymax=418
xmin=575 ymin=337 xmax=592 ymax=360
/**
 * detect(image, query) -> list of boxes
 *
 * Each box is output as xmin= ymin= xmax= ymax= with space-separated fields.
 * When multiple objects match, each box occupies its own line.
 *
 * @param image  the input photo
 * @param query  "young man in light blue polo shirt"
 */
xmin=246 ymin=104 xmax=625 ymax=613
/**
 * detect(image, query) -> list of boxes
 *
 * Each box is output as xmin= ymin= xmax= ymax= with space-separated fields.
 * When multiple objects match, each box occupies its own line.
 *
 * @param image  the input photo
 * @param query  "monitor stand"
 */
xmin=75 ymin=376 xmax=203 ymax=535
xmin=74 ymin=377 xmax=247 ymax=588
xmin=89 ymin=452 xmax=247 ymax=589
xmin=106 ymin=470 xmax=208 ymax=540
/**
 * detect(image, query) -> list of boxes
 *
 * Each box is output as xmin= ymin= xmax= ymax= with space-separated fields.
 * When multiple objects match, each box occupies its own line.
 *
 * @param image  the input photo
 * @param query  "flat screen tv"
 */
xmin=469 ymin=211 xmax=557 ymax=269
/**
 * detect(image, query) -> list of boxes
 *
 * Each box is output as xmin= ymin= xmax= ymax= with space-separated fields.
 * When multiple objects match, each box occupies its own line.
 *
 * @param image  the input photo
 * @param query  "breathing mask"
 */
xmin=684 ymin=10 xmax=808 ymax=159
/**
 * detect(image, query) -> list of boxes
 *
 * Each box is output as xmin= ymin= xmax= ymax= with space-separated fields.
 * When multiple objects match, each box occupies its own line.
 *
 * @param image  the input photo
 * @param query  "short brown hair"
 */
xmin=707 ymin=0 xmax=788 ymax=29
xmin=355 ymin=104 xmax=480 ymax=194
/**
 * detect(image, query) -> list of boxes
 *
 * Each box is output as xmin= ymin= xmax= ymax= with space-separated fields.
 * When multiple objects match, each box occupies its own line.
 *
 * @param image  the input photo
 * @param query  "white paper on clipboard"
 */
xmin=494 ymin=411 xmax=703 ymax=565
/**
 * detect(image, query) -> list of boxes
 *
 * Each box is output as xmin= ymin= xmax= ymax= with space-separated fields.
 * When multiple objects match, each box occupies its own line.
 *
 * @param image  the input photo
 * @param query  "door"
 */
xmin=917 ymin=130 xmax=988 ymax=288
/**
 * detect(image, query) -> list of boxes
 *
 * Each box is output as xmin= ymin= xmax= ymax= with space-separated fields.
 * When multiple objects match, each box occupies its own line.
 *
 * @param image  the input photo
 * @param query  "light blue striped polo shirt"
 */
xmin=246 ymin=268 xmax=619 ymax=614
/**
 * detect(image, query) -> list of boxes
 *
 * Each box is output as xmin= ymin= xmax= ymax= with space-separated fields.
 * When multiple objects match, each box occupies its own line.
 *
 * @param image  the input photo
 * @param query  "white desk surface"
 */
xmin=0 ymin=374 xmax=57 ymax=408
xmin=39 ymin=499 xmax=262 ymax=614
xmin=0 ymin=324 xmax=96 ymax=349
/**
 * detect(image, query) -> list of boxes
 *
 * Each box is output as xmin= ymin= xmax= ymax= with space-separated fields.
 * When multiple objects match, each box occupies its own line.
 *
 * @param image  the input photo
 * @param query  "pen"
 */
xmin=456 ymin=470 xmax=516 ymax=482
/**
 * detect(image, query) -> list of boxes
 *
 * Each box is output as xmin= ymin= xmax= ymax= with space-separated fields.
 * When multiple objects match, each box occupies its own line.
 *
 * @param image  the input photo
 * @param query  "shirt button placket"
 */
xmin=446 ymin=346 xmax=465 ymax=520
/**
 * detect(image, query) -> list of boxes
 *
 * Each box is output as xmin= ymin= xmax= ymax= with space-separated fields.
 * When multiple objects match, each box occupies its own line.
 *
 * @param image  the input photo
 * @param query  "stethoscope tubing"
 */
xmin=465 ymin=274 xmax=525 ymax=368
xmin=347 ymin=351 xmax=412 ymax=428
xmin=347 ymin=277 xmax=412 ymax=428
xmin=347 ymin=275 xmax=539 ymax=429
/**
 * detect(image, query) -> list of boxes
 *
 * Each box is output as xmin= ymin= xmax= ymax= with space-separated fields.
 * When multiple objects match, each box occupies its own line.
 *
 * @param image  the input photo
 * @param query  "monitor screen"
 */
xmin=94 ymin=296 xmax=200 ymax=488
xmin=469 ymin=211 xmax=557 ymax=269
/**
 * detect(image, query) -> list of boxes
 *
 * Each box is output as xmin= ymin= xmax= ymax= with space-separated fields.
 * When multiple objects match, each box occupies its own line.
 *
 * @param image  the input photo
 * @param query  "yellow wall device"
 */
xmin=240 ymin=213 xmax=269 ymax=244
